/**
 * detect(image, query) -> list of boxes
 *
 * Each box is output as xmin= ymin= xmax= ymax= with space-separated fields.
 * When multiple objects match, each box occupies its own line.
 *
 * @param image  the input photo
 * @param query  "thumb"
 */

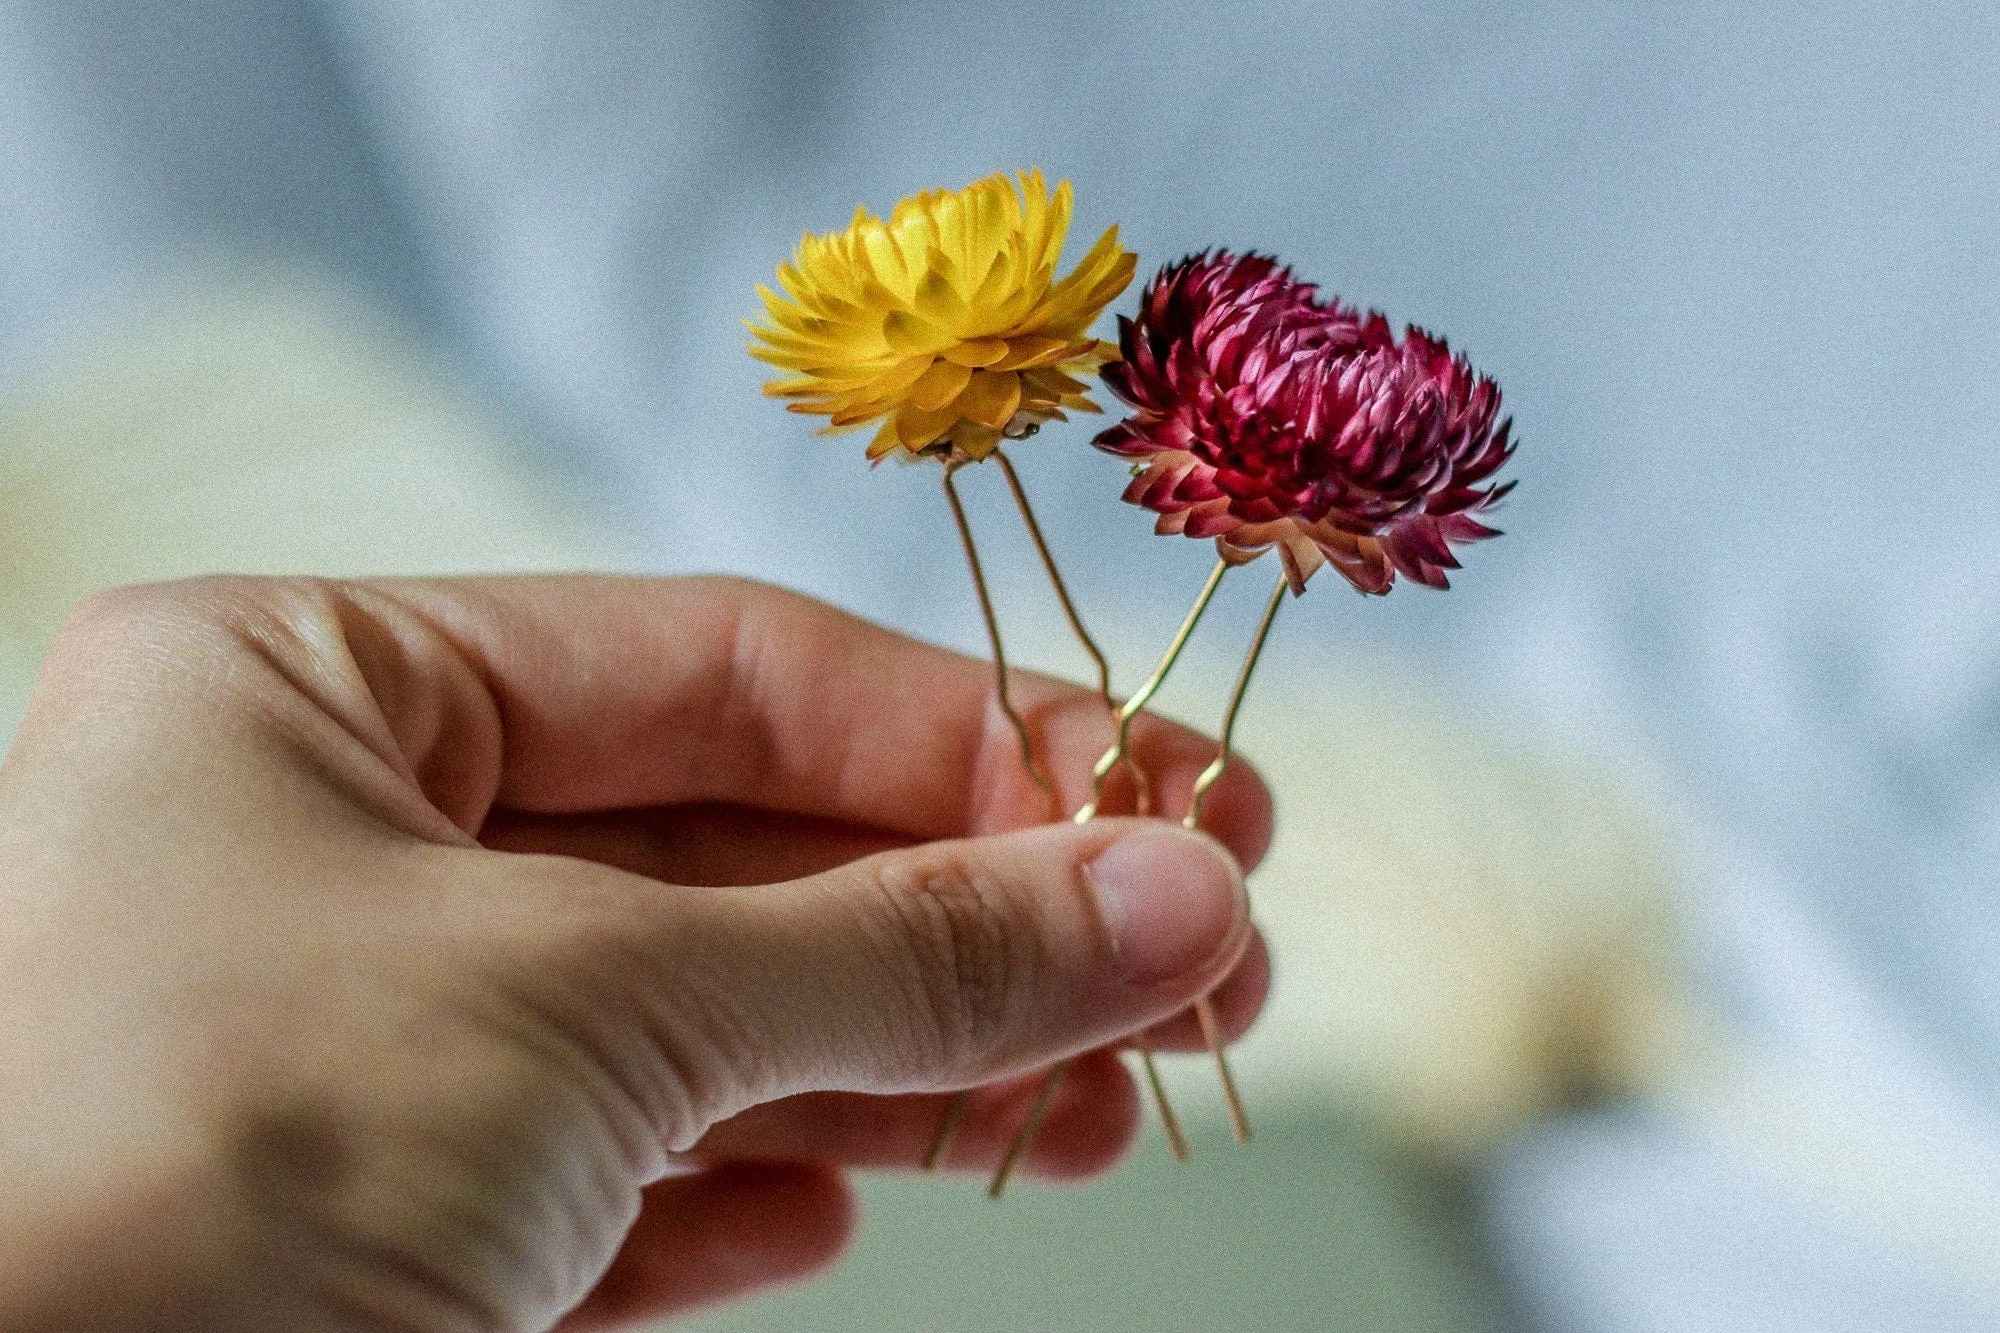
xmin=651 ymin=819 xmax=1249 ymax=1137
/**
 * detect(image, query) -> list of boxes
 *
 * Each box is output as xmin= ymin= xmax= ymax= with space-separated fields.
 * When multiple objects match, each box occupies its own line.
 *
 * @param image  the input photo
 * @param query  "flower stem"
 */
xmin=1071 ymin=557 xmax=1231 ymax=824
xmin=941 ymin=459 xmax=1058 ymax=821
xmin=987 ymin=451 xmax=1176 ymax=1169
xmin=922 ymin=1090 xmax=971 ymax=1172
xmin=994 ymin=449 xmax=1152 ymax=815
xmin=1179 ymin=572 xmax=1286 ymax=1145
xmin=989 ymin=1057 xmax=1069 ymax=1199
xmin=933 ymin=459 xmax=1058 ymax=1176
xmin=1197 ymin=995 xmax=1252 ymax=1144
xmin=1183 ymin=573 xmax=1287 ymax=832
xmin=1004 ymin=556 xmax=1231 ymax=1183
xmin=1135 ymin=1028 xmax=1191 ymax=1162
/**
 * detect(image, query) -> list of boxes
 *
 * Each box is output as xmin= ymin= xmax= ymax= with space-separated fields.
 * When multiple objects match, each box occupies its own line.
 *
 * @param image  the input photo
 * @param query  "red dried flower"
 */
xmin=1095 ymin=251 xmax=1515 ymax=595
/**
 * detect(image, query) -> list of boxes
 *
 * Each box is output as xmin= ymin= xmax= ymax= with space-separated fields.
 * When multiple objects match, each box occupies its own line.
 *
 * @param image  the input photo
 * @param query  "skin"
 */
xmin=0 ymin=575 xmax=1272 ymax=1331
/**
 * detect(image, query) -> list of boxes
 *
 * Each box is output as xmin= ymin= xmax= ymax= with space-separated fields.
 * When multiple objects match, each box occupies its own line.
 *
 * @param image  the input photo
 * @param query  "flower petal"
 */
xmin=894 ymin=405 xmax=956 ymax=451
xmin=993 ymin=335 xmax=1068 ymax=371
xmin=948 ymin=419 xmax=1004 ymax=459
xmin=882 ymin=309 xmax=950 ymax=356
xmin=908 ymin=359 xmax=973 ymax=412
xmin=952 ymin=369 xmax=1023 ymax=429
xmin=1093 ymin=249 xmax=1514 ymax=594
xmin=747 ymin=170 xmax=1137 ymax=459
xmin=866 ymin=418 xmax=901 ymax=460
xmin=940 ymin=338 xmax=1010 ymax=368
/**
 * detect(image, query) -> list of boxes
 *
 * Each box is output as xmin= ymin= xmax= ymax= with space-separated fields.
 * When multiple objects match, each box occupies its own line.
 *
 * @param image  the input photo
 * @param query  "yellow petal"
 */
xmin=803 ymin=353 xmax=932 ymax=402
xmin=826 ymin=403 xmax=888 ymax=427
xmin=890 ymin=207 xmax=938 ymax=276
xmin=1068 ymin=339 xmax=1121 ymax=368
xmin=992 ymin=335 xmax=1066 ymax=371
xmin=882 ymin=309 xmax=949 ymax=356
xmin=1002 ymin=169 xmax=1032 ymax=234
xmin=911 ymin=267 xmax=967 ymax=326
xmin=861 ymin=224 xmax=912 ymax=301
xmin=1015 ymin=337 xmax=1088 ymax=369
xmin=967 ymin=187 xmax=1006 ymax=277
xmin=750 ymin=169 xmax=1124 ymax=451
xmin=745 ymin=325 xmax=831 ymax=362
xmin=1028 ymin=368 xmax=1091 ymax=397
xmin=754 ymin=284 xmax=818 ymax=336
xmin=908 ymin=358 xmax=973 ymax=412
xmin=872 ymin=353 xmax=937 ymax=397
xmin=866 ymin=418 xmax=902 ymax=460
xmin=939 ymin=338 xmax=1009 ymax=368
xmin=1034 ymin=225 xmax=1133 ymax=335
xmin=774 ymin=261 xmax=814 ymax=305
xmin=894 ymin=405 xmax=957 ymax=450
xmin=952 ymin=369 xmax=1022 ymax=429
xmin=964 ymin=247 xmax=1015 ymax=314
xmin=1039 ymin=179 xmax=1074 ymax=272
xmin=949 ymin=419 xmax=1003 ymax=459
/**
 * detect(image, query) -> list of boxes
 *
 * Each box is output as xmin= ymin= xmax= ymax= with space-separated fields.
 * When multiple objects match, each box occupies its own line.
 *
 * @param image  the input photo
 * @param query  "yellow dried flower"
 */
xmin=748 ymin=169 xmax=1137 ymax=461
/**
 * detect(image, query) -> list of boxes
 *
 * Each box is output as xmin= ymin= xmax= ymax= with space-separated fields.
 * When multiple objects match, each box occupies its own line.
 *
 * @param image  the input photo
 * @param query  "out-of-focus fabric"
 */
xmin=0 ymin=273 xmax=629 ymax=739
xmin=5 ymin=2 xmax=2000 ymax=1328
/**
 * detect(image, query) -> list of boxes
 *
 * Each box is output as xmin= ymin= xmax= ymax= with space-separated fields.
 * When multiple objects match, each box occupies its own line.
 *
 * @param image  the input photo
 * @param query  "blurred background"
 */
xmin=5 ymin=2 xmax=2000 ymax=1329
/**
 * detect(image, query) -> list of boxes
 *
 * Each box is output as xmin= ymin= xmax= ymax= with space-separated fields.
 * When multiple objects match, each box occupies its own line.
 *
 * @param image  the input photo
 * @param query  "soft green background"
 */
xmin=677 ymin=1112 xmax=1505 ymax=1332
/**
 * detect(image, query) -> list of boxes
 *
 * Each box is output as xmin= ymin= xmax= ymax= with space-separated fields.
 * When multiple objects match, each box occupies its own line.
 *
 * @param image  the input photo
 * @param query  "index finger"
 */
xmin=364 ymin=575 xmax=1274 ymax=862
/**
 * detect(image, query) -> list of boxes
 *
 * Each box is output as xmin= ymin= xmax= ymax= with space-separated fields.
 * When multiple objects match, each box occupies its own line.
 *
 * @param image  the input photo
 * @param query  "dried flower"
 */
xmin=749 ymin=170 xmax=1136 ymax=462
xmin=1096 ymin=251 xmax=1514 ymax=594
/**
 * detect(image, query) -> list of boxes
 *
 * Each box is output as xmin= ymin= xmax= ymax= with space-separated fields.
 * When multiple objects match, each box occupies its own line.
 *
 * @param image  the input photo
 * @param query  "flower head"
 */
xmin=1096 ymin=251 xmax=1514 ymax=594
xmin=749 ymin=170 xmax=1137 ymax=462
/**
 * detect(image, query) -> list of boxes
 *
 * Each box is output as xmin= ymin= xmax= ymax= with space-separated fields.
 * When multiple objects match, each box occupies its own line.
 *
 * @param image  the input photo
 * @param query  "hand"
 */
xmin=0 ymin=576 xmax=1271 ymax=1330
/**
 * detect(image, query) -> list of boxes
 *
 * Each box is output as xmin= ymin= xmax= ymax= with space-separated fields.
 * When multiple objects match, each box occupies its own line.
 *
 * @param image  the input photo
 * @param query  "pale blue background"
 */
xmin=5 ymin=4 xmax=2000 ymax=1328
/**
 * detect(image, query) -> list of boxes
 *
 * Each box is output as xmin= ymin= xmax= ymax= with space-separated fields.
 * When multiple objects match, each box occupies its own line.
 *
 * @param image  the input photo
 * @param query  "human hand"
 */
xmin=0 ymin=576 xmax=1270 ymax=1330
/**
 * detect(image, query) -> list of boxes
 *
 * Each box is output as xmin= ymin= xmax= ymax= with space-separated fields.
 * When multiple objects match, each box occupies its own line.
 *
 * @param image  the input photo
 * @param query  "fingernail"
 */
xmin=1084 ymin=827 xmax=1246 ymax=988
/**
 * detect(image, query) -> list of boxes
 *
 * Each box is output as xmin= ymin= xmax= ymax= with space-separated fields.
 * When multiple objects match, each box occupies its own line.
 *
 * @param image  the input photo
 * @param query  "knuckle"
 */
xmin=870 ymin=849 xmax=1040 ymax=1071
xmin=52 ymin=576 xmax=327 ymax=671
xmin=43 ymin=579 xmax=368 ymax=734
xmin=64 ymin=575 xmax=276 ymax=630
xmin=55 ymin=579 xmax=206 ymax=654
xmin=38 ymin=580 xmax=264 ymax=715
